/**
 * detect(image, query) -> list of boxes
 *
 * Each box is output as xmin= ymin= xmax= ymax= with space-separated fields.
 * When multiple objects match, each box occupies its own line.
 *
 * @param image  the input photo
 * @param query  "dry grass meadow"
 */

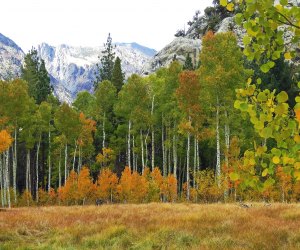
xmin=0 ymin=203 xmax=300 ymax=249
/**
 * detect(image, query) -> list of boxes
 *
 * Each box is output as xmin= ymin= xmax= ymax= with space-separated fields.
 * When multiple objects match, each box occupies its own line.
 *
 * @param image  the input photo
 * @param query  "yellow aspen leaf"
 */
xmin=220 ymin=0 xmax=227 ymax=7
xmin=294 ymin=162 xmax=300 ymax=169
xmin=262 ymin=169 xmax=268 ymax=177
xmin=272 ymin=156 xmax=280 ymax=164
xmin=294 ymin=135 xmax=300 ymax=143
xmin=294 ymin=171 xmax=300 ymax=180
xmin=284 ymin=52 xmax=292 ymax=60
xmin=226 ymin=3 xmax=234 ymax=11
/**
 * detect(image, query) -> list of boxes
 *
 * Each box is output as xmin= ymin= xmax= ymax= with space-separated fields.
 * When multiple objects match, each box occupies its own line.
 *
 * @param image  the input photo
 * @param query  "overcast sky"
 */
xmin=1 ymin=0 xmax=213 ymax=52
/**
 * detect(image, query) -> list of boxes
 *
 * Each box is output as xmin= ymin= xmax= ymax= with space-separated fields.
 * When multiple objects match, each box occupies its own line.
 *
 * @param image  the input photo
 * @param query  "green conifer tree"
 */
xmin=22 ymin=48 xmax=51 ymax=104
xmin=111 ymin=57 xmax=124 ymax=92
xmin=183 ymin=53 xmax=194 ymax=70
xmin=94 ymin=33 xmax=115 ymax=89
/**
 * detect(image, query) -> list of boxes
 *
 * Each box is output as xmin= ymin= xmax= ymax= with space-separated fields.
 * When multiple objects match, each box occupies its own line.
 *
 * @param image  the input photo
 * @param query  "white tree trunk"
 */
xmin=26 ymin=149 xmax=30 ymax=192
xmin=132 ymin=135 xmax=136 ymax=172
xmin=140 ymin=130 xmax=145 ymax=173
xmin=72 ymin=140 xmax=77 ymax=171
xmin=193 ymin=137 xmax=197 ymax=188
xmin=0 ymin=154 xmax=4 ymax=207
xmin=5 ymin=150 xmax=10 ymax=208
xmin=77 ymin=145 xmax=82 ymax=173
xmin=36 ymin=135 xmax=41 ymax=202
xmin=48 ymin=128 xmax=51 ymax=192
xmin=151 ymin=128 xmax=155 ymax=171
xmin=3 ymin=154 xmax=7 ymax=206
xmin=103 ymin=112 xmax=106 ymax=149
xmin=12 ymin=128 xmax=17 ymax=203
xmin=144 ymin=130 xmax=149 ymax=168
xmin=162 ymin=116 xmax=166 ymax=176
xmin=216 ymin=97 xmax=221 ymax=187
xmin=224 ymin=109 xmax=230 ymax=169
xmin=151 ymin=95 xmax=155 ymax=171
xmin=186 ymin=116 xmax=191 ymax=201
xmin=128 ymin=120 xmax=131 ymax=170
xmin=64 ymin=143 xmax=68 ymax=185
xmin=173 ymin=123 xmax=177 ymax=178
xmin=58 ymin=149 xmax=62 ymax=188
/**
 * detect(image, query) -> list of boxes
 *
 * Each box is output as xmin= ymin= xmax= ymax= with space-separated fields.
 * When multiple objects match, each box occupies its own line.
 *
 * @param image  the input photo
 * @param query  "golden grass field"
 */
xmin=0 ymin=203 xmax=300 ymax=249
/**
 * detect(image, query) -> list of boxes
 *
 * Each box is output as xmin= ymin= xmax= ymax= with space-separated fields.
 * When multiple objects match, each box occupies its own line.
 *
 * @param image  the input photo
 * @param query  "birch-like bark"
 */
xmin=224 ymin=110 xmax=230 ymax=169
xmin=36 ymin=134 xmax=41 ymax=202
xmin=3 ymin=154 xmax=7 ymax=206
xmin=132 ymin=135 xmax=136 ymax=172
xmin=77 ymin=145 xmax=82 ymax=173
xmin=140 ymin=130 xmax=145 ymax=173
xmin=151 ymin=95 xmax=155 ymax=171
xmin=144 ymin=129 xmax=149 ymax=168
xmin=193 ymin=137 xmax=197 ymax=188
xmin=173 ymin=123 xmax=177 ymax=178
xmin=0 ymin=154 xmax=3 ymax=207
xmin=186 ymin=116 xmax=191 ymax=201
xmin=128 ymin=120 xmax=131 ymax=170
xmin=72 ymin=140 xmax=77 ymax=171
xmin=216 ymin=97 xmax=221 ymax=187
xmin=102 ymin=112 xmax=106 ymax=149
xmin=162 ymin=115 xmax=166 ymax=176
xmin=5 ymin=150 xmax=10 ymax=208
xmin=58 ymin=149 xmax=62 ymax=188
xmin=151 ymin=128 xmax=155 ymax=171
xmin=64 ymin=143 xmax=68 ymax=185
xmin=48 ymin=127 xmax=51 ymax=192
xmin=13 ymin=128 xmax=17 ymax=203
xmin=26 ymin=149 xmax=30 ymax=192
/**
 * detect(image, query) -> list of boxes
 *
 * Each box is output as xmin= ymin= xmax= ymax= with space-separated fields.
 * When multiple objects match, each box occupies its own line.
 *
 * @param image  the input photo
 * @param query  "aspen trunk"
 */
xmin=0 ymin=154 xmax=4 ymax=207
xmin=151 ymin=128 xmax=155 ymax=171
xmin=193 ymin=137 xmax=197 ymax=188
xmin=13 ymin=128 xmax=17 ymax=203
xmin=5 ymin=150 xmax=10 ymax=208
xmin=36 ymin=135 xmax=41 ymax=202
xmin=140 ymin=130 xmax=145 ymax=173
xmin=72 ymin=140 xmax=77 ymax=171
xmin=103 ymin=112 xmax=106 ymax=149
xmin=3 ymin=154 xmax=7 ymax=206
xmin=216 ymin=97 xmax=221 ymax=187
xmin=162 ymin=115 xmax=166 ymax=176
xmin=145 ymin=130 xmax=149 ymax=168
xmin=78 ymin=145 xmax=82 ymax=172
xmin=48 ymin=128 xmax=51 ymax=192
xmin=151 ymin=95 xmax=155 ymax=171
xmin=26 ymin=149 xmax=30 ymax=192
xmin=132 ymin=135 xmax=136 ymax=172
xmin=186 ymin=116 xmax=191 ymax=201
xmin=64 ymin=144 xmax=68 ymax=185
xmin=224 ymin=110 xmax=230 ymax=168
xmin=173 ymin=123 xmax=177 ymax=178
xmin=128 ymin=120 xmax=131 ymax=170
xmin=58 ymin=149 xmax=62 ymax=188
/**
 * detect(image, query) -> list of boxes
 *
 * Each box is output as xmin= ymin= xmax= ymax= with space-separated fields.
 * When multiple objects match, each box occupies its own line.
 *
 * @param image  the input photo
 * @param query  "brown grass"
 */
xmin=0 ymin=203 xmax=300 ymax=249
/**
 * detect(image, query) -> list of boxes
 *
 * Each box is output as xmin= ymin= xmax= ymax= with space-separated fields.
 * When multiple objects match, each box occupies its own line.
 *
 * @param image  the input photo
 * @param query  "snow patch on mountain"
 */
xmin=37 ymin=42 xmax=156 ymax=103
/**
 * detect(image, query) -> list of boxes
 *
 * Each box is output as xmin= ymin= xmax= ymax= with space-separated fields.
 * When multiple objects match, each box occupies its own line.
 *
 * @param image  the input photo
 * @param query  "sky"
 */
xmin=1 ymin=0 xmax=213 ymax=52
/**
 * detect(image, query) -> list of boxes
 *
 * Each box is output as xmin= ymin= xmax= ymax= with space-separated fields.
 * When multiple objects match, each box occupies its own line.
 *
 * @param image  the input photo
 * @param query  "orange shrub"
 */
xmin=97 ymin=168 xmax=118 ymax=202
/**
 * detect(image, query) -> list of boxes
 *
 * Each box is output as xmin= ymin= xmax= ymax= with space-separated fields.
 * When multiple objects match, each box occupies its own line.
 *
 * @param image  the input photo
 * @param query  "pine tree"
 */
xmin=94 ymin=33 xmax=116 ymax=89
xmin=111 ymin=57 xmax=124 ymax=92
xmin=183 ymin=53 xmax=194 ymax=70
xmin=36 ymin=60 xmax=51 ymax=104
xmin=22 ymin=48 xmax=51 ymax=104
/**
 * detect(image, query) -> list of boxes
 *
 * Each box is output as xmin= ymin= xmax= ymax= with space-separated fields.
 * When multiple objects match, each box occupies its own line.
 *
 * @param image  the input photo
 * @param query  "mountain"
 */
xmin=37 ymin=42 xmax=156 ymax=103
xmin=0 ymin=33 xmax=24 ymax=80
xmin=0 ymin=34 xmax=156 ymax=103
